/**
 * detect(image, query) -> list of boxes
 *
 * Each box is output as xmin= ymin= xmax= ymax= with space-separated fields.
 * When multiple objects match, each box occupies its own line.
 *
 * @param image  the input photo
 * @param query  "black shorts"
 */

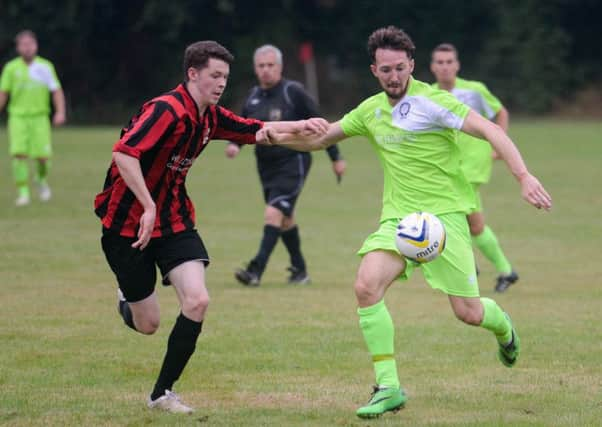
xmin=257 ymin=153 xmax=312 ymax=217
xmin=101 ymin=229 xmax=209 ymax=302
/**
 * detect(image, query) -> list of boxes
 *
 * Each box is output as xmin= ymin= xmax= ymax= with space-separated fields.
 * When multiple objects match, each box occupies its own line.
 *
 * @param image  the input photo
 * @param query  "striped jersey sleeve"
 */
xmin=213 ymin=106 xmax=263 ymax=144
xmin=113 ymin=101 xmax=177 ymax=158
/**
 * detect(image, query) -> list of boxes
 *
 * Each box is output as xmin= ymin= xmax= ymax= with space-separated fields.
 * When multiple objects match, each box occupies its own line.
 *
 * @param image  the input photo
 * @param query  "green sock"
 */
xmin=36 ymin=160 xmax=50 ymax=184
xmin=480 ymin=297 xmax=512 ymax=344
xmin=472 ymin=226 xmax=512 ymax=274
xmin=12 ymin=158 xmax=30 ymax=197
xmin=358 ymin=299 xmax=400 ymax=389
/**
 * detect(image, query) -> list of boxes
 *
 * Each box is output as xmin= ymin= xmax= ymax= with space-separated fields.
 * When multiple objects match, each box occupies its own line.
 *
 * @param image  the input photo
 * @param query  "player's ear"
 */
xmin=409 ymin=58 xmax=415 ymax=73
xmin=370 ymin=63 xmax=378 ymax=77
xmin=187 ymin=67 xmax=198 ymax=82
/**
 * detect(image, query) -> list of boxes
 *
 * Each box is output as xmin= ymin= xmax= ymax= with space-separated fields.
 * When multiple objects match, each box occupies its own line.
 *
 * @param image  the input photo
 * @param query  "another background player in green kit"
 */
xmin=431 ymin=43 xmax=517 ymax=293
xmin=0 ymin=30 xmax=66 ymax=206
xmin=264 ymin=26 xmax=552 ymax=419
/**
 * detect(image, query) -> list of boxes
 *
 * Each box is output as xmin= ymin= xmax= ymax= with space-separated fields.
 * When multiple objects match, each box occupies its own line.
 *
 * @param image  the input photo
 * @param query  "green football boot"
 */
xmin=356 ymin=386 xmax=407 ymax=419
xmin=498 ymin=313 xmax=520 ymax=367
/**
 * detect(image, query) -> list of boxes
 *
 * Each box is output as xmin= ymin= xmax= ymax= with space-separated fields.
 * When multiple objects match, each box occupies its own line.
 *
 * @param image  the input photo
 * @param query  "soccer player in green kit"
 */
xmin=264 ymin=26 xmax=552 ymax=419
xmin=0 ymin=30 xmax=66 ymax=206
xmin=431 ymin=43 xmax=517 ymax=292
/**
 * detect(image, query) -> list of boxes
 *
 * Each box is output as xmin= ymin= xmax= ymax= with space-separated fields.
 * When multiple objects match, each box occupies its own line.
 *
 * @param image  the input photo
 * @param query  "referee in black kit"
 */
xmin=226 ymin=44 xmax=346 ymax=287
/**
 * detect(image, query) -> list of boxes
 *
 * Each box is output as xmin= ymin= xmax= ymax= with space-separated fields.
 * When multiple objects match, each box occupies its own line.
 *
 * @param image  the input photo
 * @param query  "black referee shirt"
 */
xmin=236 ymin=78 xmax=341 ymax=163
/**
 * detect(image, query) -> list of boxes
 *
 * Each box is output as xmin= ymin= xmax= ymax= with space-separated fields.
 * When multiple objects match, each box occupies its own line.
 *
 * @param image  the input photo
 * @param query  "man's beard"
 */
xmin=385 ymin=90 xmax=403 ymax=100
xmin=385 ymin=86 xmax=406 ymax=101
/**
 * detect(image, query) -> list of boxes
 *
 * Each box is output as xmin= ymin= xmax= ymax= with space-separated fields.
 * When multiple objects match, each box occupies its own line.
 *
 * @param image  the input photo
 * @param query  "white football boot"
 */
xmin=147 ymin=390 xmax=194 ymax=414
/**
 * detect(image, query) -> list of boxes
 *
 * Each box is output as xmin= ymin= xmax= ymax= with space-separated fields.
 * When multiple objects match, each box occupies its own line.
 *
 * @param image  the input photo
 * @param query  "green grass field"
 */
xmin=1 ymin=121 xmax=601 ymax=426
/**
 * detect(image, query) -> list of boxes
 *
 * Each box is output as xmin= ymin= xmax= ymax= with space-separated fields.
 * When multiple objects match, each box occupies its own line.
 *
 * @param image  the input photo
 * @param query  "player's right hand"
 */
xmin=225 ymin=143 xmax=240 ymax=158
xmin=132 ymin=206 xmax=156 ymax=250
xmin=519 ymin=173 xmax=552 ymax=210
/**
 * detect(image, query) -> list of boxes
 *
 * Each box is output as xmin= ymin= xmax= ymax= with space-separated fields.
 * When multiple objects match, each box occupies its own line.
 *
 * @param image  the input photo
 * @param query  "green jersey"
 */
xmin=433 ymin=77 xmax=502 ymax=184
xmin=340 ymin=77 xmax=474 ymax=221
xmin=0 ymin=56 xmax=61 ymax=116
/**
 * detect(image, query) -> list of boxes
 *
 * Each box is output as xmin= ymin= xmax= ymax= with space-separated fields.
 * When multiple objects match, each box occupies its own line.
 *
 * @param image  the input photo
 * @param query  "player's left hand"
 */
xmin=256 ymin=127 xmax=280 ymax=145
xmin=53 ymin=111 xmax=66 ymax=126
xmin=302 ymin=118 xmax=329 ymax=137
xmin=519 ymin=173 xmax=552 ymax=210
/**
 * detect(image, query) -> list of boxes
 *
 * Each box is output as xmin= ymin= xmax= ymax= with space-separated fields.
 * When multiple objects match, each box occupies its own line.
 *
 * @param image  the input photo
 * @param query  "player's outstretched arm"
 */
xmin=461 ymin=110 xmax=552 ymax=210
xmin=264 ymin=118 xmax=329 ymax=137
xmin=261 ymin=121 xmax=348 ymax=152
xmin=112 ymin=152 xmax=156 ymax=249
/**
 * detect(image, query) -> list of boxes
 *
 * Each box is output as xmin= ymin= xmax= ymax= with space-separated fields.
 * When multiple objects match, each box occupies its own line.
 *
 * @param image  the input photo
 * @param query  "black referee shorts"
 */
xmin=258 ymin=153 xmax=312 ymax=217
xmin=101 ymin=229 xmax=209 ymax=302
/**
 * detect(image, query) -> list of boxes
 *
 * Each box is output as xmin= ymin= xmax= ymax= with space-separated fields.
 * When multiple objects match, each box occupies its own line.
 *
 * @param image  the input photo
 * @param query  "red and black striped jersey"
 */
xmin=94 ymin=83 xmax=263 ymax=238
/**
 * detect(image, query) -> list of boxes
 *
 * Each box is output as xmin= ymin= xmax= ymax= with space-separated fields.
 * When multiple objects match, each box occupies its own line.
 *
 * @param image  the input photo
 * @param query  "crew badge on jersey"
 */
xmin=269 ymin=108 xmax=282 ymax=121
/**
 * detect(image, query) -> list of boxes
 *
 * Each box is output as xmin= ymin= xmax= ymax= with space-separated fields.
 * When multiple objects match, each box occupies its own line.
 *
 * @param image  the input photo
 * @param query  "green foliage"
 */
xmin=1 ymin=0 xmax=601 ymax=119
xmin=476 ymin=0 xmax=572 ymax=112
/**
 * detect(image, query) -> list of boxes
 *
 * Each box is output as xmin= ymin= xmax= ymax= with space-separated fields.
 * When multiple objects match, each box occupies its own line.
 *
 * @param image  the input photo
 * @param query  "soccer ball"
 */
xmin=395 ymin=212 xmax=446 ymax=263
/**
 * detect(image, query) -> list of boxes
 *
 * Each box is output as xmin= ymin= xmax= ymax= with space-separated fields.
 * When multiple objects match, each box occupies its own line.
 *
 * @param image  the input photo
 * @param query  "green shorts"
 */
xmin=468 ymin=183 xmax=483 ymax=214
xmin=8 ymin=114 xmax=52 ymax=158
xmin=357 ymin=213 xmax=479 ymax=297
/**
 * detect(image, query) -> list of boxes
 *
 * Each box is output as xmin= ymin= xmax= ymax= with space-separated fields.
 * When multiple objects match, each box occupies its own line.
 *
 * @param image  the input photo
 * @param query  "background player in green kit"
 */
xmin=264 ymin=26 xmax=552 ymax=419
xmin=431 ymin=43 xmax=517 ymax=293
xmin=0 ymin=30 xmax=66 ymax=206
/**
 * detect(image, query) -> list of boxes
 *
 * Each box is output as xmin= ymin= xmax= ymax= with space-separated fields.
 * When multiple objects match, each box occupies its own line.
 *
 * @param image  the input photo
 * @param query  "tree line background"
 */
xmin=1 ymin=0 xmax=601 ymax=122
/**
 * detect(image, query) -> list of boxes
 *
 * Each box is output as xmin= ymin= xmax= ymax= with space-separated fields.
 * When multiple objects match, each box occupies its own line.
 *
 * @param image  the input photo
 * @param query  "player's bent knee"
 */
xmin=182 ymin=294 xmax=210 ymax=317
xmin=469 ymin=222 xmax=485 ymax=236
xmin=264 ymin=206 xmax=284 ymax=226
xmin=281 ymin=215 xmax=295 ymax=230
xmin=135 ymin=317 xmax=160 ymax=335
xmin=354 ymin=279 xmax=379 ymax=305
xmin=453 ymin=308 xmax=482 ymax=326
xmin=468 ymin=214 xmax=485 ymax=235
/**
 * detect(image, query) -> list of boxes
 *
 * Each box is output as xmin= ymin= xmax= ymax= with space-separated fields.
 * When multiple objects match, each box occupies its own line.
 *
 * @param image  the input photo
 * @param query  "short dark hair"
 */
xmin=15 ymin=29 xmax=37 ymax=43
xmin=367 ymin=26 xmax=415 ymax=62
xmin=431 ymin=43 xmax=458 ymax=60
xmin=183 ymin=41 xmax=234 ymax=81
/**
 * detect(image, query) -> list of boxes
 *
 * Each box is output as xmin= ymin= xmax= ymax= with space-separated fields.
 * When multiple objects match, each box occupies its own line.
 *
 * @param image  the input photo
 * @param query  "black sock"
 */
xmin=151 ymin=313 xmax=203 ymax=401
xmin=118 ymin=300 xmax=137 ymax=331
xmin=251 ymin=225 xmax=281 ymax=275
xmin=281 ymin=225 xmax=306 ymax=271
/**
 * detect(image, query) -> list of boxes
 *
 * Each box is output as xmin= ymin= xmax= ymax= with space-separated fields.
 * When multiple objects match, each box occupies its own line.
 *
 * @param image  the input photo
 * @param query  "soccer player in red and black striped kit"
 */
xmin=94 ymin=41 xmax=328 ymax=413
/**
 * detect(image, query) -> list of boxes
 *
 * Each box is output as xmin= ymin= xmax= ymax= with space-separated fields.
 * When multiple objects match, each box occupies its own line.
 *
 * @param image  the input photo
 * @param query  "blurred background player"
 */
xmin=266 ymin=26 xmax=552 ymax=418
xmin=225 ymin=44 xmax=346 ymax=286
xmin=0 ymin=30 xmax=66 ymax=206
xmin=430 ymin=43 xmax=518 ymax=293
